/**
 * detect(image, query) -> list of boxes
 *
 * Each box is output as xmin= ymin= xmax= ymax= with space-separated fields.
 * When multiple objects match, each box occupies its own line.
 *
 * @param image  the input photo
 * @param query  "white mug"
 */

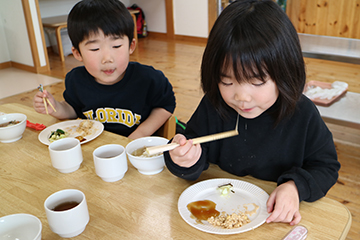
xmin=48 ymin=138 xmax=83 ymax=173
xmin=44 ymin=189 xmax=89 ymax=238
xmin=93 ymin=144 xmax=128 ymax=182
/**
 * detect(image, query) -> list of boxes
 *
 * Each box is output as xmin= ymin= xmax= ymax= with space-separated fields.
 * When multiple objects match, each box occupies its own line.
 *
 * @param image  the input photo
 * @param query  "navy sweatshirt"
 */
xmin=164 ymin=95 xmax=340 ymax=202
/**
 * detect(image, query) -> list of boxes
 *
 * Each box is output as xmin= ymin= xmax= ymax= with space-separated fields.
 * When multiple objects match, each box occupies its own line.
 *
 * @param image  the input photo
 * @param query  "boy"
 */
xmin=33 ymin=0 xmax=176 ymax=139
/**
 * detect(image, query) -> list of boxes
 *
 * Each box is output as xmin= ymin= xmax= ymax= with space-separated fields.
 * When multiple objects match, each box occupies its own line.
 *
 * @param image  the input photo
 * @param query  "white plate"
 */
xmin=38 ymin=120 xmax=104 ymax=145
xmin=178 ymin=178 xmax=270 ymax=235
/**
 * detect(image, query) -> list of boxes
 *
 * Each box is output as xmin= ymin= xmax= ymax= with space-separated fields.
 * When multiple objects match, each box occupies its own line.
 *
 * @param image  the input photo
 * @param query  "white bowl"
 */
xmin=0 ymin=213 xmax=42 ymax=240
xmin=125 ymin=136 xmax=169 ymax=175
xmin=0 ymin=113 xmax=27 ymax=143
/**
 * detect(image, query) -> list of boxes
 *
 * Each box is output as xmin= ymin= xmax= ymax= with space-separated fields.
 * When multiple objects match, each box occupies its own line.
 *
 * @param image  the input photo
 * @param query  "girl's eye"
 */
xmin=90 ymin=48 xmax=99 ymax=51
xmin=251 ymin=78 xmax=266 ymax=86
xmin=252 ymin=81 xmax=265 ymax=87
xmin=220 ymin=80 xmax=233 ymax=86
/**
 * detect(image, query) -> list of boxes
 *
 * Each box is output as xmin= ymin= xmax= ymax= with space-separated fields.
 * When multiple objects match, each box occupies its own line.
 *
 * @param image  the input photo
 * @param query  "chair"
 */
xmin=156 ymin=115 xmax=176 ymax=140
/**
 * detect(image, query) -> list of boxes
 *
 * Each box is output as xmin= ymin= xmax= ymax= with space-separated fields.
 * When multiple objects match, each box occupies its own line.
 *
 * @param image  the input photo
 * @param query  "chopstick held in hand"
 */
xmin=146 ymin=115 xmax=239 ymax=155
xmin=38 ymin=84 xmax=56 ymax=114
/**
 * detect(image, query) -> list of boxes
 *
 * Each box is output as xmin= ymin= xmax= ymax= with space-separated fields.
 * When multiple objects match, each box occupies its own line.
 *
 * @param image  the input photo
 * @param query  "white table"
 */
xmin=316 ymin=92 xmax=360 ymax=129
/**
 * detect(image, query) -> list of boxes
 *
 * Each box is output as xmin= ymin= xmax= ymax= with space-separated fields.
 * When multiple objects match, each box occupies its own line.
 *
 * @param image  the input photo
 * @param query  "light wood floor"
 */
xmin=0 ymin=34 xmax=359 ymax=239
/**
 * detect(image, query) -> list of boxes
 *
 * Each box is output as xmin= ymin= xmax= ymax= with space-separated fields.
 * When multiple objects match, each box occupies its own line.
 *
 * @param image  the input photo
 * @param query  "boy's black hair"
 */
xmin=67 ymin=0 xmax=134 ymax=52
xmin=201 ymin=0 xmax=305 ymax=125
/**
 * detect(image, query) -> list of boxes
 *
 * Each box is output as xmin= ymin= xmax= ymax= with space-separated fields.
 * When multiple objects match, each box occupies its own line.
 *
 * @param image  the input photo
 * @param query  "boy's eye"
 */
xmin=90 ymin=48 xmax=99 ymax=51
xmin=113 ymin=45 xmax=122 ymax=49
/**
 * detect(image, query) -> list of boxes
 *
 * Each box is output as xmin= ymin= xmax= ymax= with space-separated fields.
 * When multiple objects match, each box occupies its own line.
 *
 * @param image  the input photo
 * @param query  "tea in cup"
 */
xmin=93 ymin=144 xmax=128 ymax=182
xmin=44 ymin=189 xmax=89 ymax=238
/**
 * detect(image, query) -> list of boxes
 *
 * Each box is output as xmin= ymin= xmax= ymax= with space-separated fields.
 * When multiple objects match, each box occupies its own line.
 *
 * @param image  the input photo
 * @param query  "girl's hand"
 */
xmin=169 ymin=134 xmax=202 ymax=168
xmin=266 ymin=180 xmax=301 ymax=225
xmin=33 ymin=90 xmax=57 ymax=115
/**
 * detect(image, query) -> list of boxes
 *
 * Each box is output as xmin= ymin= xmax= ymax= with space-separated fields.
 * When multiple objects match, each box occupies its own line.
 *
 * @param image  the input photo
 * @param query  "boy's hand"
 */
xmin=33 ymin=90 xmax=56 ymax=115
xmin=169 ymin=134 xmax=202 ymax=168
xmin=266 ymin=180 xmax=301 ymax=225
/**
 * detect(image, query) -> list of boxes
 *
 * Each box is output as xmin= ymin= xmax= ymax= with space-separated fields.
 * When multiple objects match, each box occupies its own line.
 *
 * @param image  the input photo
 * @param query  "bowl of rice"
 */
xmin=125 ymin=136 xmax=169 ymax=175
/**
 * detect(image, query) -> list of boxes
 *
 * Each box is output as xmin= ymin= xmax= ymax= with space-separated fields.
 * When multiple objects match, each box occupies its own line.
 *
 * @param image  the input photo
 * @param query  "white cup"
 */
xmin=93 ymin=144 xmax=128 ymax=182
xmin=44 ymin=189 xmax=89 ymax=238
xmin=48 ymin=138 xmax=83 ymax=173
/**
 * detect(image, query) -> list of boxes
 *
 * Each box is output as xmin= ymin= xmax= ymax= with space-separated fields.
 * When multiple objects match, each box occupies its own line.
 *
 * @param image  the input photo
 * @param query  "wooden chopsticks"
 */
xmin=38 ymin=84 xmax=56 ymax=114
xmin=146 ymin=115 xmax=239 ymax=156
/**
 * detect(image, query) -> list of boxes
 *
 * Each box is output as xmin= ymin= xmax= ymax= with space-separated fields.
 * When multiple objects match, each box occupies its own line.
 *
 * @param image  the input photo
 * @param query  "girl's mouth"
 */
xmin=239 ymin=108 xmax=253 ymax=113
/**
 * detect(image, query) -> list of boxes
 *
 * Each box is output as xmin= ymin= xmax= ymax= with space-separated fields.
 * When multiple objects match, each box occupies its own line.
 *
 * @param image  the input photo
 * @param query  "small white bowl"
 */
xmin=0 ymin=113 xmax=27 ymax=143
xmin=0 ymin=213 xmax=42 ymax=240
xmin=125 ymin=136 xmax=169 ymax=175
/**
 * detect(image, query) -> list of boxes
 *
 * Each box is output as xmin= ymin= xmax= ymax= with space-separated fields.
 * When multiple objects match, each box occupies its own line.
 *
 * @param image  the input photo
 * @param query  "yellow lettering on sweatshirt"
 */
xmin=84 ymin=107 xmax=141 ymax=127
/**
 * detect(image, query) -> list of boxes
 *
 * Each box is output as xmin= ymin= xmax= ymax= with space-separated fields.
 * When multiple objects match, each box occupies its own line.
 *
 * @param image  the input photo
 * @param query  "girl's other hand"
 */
xmin=266 ymin=180 xmax=301 ymax=225
xmin=169 ymin=134 xmax=202 ymax=168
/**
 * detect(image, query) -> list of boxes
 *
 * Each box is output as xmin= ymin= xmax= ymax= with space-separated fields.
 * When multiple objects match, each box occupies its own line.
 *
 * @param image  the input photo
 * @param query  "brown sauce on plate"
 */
xmin=187 ymin=200 xmax=220 ymax=222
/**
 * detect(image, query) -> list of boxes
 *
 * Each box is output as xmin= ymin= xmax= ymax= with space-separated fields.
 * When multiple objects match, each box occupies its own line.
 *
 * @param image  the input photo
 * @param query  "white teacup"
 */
xmin=48 ymin=138 xmax=83 ymax=173
xmin=44 ymin=189 xmax=89 ymax=238
xmin=93 ymin=144 xmax=128 ymax=182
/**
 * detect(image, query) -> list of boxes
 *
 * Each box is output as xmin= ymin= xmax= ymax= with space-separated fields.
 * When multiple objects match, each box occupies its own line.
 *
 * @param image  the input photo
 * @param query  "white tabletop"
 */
xmin=316 ymin=92 xmax=360 ymax=127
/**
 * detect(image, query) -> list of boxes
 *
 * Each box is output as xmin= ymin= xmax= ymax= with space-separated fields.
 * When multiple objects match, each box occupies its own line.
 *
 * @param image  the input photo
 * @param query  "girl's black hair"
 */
xmin=67 ymin=0 xmax=134 ymax=52
xmin=201 ymin=0 xmax=305 ymax=125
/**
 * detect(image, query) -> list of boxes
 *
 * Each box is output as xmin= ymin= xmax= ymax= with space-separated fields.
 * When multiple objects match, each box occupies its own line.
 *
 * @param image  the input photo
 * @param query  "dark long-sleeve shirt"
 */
xmin=164 ymin=95 xmax=340 ymax=202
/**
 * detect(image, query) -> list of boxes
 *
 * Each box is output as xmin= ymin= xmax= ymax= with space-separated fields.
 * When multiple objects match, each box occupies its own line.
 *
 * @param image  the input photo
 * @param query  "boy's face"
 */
xmin=72 ymin=30 xmax=136 ymax=85
xmin=218 ymin=66 xmax=279 ymax=119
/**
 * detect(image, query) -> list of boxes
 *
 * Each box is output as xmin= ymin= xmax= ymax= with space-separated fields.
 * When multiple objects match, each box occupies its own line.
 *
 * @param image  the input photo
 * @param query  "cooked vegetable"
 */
xmin=0 ymin=120 xmax=20 ymax=128
xmin=218 ymin=183 xmax=235 ymax=197
xmin=49 ymin=129 xmax=68 ymax=142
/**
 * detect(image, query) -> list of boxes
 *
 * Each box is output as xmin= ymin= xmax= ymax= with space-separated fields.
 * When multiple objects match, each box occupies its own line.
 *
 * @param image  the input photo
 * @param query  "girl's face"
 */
xmin=72 ymin=30 xmax=136 ymax=85
xmin=218 ymin=66 xmax=279 ymax=119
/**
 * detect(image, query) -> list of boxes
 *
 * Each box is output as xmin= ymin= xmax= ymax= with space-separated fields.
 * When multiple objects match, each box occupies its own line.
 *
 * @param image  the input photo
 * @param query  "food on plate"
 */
xmin=187 ymin=197 xmax=258 ymax=229
xmin=304 ymin=81 xmax=348 ymax=100
xmin=75 ymin=135 xmax=86 ymax=142
xmin=208 ymin=211 xmax=250 ymax=229
xmin=218 ymin=183 xmax=235 ymax=197
xmin=187 ymin=200 xmax=220 ymax=223
xmin=76 ymin=120 xmax=94 ymax=136
xmin=0 ymin=120 xmax=20 ymax=128
xmin=49 ymin=129 xmax=69 ymax=142
xmin=132 ymin=146 xmax=162 ymax=157
xmin=243 ymin=203 xmax=259 ymax=216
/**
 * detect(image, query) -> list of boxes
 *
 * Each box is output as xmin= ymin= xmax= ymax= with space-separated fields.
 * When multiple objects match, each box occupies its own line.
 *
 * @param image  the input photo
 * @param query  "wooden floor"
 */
xmin=1 ymin=34 xmax=359 ymax=239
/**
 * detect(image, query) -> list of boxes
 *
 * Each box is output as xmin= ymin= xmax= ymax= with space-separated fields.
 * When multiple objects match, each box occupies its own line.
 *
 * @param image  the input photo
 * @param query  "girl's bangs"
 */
xmin=222 ymin=50 xmax=269 ymax=83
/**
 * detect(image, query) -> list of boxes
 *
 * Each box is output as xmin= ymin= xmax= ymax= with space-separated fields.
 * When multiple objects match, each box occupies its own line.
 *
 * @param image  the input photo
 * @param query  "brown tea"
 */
xmin=53 ymin=201 xmax=80 ymax=211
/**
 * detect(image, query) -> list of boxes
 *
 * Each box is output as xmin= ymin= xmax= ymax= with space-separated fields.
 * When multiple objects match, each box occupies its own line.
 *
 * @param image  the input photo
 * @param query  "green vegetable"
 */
xmin=49 ymin=128 xmax=68 ymax=142
xmin=218 ymin=183 xmax=235 ymax=197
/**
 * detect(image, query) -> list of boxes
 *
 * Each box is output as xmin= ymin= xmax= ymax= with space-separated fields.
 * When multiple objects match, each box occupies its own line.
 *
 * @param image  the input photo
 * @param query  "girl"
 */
xmin=164 ymin=0 xmax=340 ymax=226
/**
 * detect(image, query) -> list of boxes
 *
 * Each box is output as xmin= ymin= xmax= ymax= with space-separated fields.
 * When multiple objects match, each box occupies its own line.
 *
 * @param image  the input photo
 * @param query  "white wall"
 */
xmin=0 ymin=10 xmax=10 ymax=63
xmin=129 ymin=0 xmax=208 ymax=37
xmin=39 ymin=0 xmax=208 ymax=39
xmin=173 ymin=0 xmax=208 ymax=38
xmin=39 ymin=0 xmax=130 ymax=18
xmin=0 ymin=0 xmax=209 ymax=67
xmin=38 ymin=0 xmax=79 ymax=18
xmin=0 ymin=0 xmax=34 ymax=66
xmin=128 ymin=0 xmax=166 ymax=34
